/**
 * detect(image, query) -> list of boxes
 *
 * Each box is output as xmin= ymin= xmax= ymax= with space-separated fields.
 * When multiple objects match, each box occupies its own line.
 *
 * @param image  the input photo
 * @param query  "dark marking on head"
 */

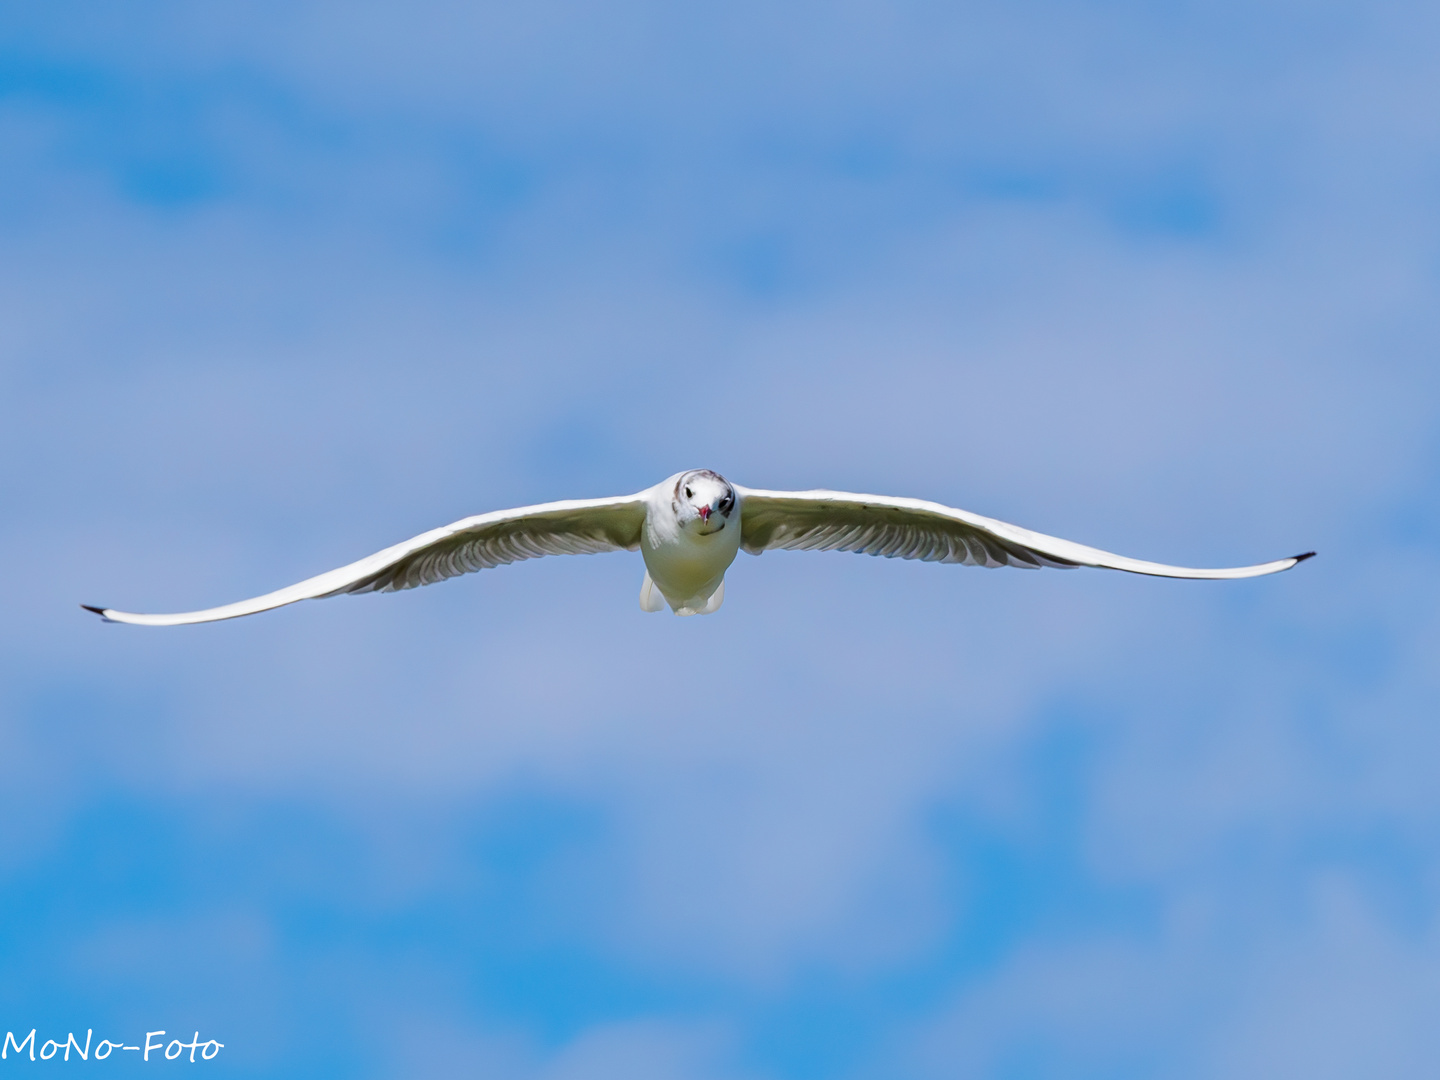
xmin=677 ymin=470 xmax=731 ymax=503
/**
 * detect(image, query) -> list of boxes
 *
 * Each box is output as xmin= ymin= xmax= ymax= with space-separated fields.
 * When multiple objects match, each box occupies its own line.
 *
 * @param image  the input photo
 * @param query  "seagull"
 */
xmin=83 ymin=469 xmax=1313 ymax=625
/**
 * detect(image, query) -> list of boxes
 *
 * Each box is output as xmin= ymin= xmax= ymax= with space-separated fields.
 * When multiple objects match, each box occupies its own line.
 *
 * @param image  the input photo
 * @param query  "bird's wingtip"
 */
xmin=1292 ymin=551 xmax=1317 ymax=564
xmin=81 ymin=604 xmax=114 ymax=621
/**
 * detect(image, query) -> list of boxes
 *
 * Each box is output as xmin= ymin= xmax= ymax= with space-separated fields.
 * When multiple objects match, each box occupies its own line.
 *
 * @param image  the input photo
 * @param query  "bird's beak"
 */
xmin=699 ymin=506 xmax=710 ymax=522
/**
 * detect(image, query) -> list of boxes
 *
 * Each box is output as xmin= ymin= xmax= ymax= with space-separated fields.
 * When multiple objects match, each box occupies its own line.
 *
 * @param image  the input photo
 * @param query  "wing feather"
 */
xmin=86 ymin=494 xmax=648 ymax=626
xmin=736 ymin=488 xmax=1311 ymax=580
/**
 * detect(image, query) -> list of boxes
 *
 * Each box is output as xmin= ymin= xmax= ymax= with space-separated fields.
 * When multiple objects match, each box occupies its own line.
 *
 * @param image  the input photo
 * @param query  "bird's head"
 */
xmin=673 ymin=469 xmax=737 ymax=534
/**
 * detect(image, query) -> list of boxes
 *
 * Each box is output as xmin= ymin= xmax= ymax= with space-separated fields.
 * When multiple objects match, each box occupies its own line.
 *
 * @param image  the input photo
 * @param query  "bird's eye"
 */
xmin=685 ymin=487 xmax=693 ymax=498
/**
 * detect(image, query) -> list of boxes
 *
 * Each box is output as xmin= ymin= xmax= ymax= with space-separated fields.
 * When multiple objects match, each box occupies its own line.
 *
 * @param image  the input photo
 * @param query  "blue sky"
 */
xmin=1 ymin=1 xmax=1438 ymax=1077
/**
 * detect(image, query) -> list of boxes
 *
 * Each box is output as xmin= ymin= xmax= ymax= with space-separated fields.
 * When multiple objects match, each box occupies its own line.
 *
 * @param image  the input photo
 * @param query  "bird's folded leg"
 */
xmin=639 ymin=571 xmax=667 ymax=613
xmin=697 ymin=580 xmax=725 ymax=614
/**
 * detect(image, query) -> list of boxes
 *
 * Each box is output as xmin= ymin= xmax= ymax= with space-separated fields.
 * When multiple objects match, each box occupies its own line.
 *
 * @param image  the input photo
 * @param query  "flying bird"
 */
xmin=83 ymin=469 xmax=1313 ymax=625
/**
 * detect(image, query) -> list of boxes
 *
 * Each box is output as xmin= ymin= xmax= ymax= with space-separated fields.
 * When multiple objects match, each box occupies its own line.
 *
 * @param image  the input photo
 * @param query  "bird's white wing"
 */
xmin=85 ymin=494 xmax=649 ymax=626
xmin=736 ymin=488 xmax=1312 ymax=579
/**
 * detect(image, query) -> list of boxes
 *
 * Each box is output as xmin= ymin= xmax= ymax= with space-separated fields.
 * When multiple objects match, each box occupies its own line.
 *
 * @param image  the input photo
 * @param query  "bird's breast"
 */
xmin=640 ymin=510 xmax=741 ymax=598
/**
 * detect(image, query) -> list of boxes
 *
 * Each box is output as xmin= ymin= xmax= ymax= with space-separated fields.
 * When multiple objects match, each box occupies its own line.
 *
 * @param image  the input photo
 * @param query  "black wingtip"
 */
xmin=1292 ymin=551 xmax=1317 ymax=564
xmin=81 ymin=604 xmax=110 ymax=619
